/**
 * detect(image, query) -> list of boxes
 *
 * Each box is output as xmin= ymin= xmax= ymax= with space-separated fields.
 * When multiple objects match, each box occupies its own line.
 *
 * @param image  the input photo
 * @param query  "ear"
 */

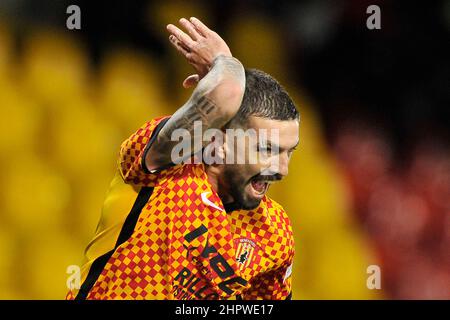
xmin=215 ymin=130 xmax=226 ymax=162
xmin=202 ymin=129 xmax=226 ymax=165
xmin=217 ymin=141 xmax=226 ymax=161
xmin=222 ymin=128 xmax=240 ymax=165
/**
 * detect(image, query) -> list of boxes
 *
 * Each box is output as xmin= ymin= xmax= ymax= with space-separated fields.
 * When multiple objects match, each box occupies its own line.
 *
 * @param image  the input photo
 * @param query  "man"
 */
xmin=67 ymin=17 xmax=299 ymax=300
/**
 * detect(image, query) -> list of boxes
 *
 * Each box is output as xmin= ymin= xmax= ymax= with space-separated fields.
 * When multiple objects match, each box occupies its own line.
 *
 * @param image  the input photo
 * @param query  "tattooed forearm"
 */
xmin=146 ymin=55 xmax=245 ymax=169
xmin=220 ymin=56 xmax=248 ymax=83
xmin=159 ymin=95 xmax=216 ymax=142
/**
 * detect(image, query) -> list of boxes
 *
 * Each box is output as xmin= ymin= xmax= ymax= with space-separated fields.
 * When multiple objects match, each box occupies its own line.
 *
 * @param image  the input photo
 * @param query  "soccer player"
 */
xmin=67 ymin=17 xmax=299 ymax=300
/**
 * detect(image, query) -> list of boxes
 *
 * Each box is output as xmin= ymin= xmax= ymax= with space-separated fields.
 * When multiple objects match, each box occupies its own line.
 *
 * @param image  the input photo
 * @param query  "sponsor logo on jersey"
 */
xmin=172 ymin=224 xmax=248 ymax=300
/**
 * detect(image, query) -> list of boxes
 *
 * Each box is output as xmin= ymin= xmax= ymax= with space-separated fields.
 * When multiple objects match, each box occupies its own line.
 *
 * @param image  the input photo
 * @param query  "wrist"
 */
xmin=211 ymin=54 xmax=237 ymax=67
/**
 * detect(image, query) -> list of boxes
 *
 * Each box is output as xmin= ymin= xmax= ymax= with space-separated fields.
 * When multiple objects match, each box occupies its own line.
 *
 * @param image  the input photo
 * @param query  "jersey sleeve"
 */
xmin=239 ymin=260 xmax=293 ymax=300
xmin=118 ymin=116 xmax=171 ymax=186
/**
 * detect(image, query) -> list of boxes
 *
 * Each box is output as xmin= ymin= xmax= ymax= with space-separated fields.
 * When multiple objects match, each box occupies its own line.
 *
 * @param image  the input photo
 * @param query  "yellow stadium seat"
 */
xmin=0 ymin=82 xmax=43 ymax=156
xmin=21 ymin=29 xmax=91 ymax=107
xmin=98 ymin=49 xmax=170 ymax=134
xmin=1 ymin=154 xmax=71 ymax=234
xmin=304 ymin=226 xmax=383 ymax=299
xmin=0 ymin=226 xmax=17 ymax=289
xmin=24 ymin=231 xmax=85 ymax=299
xmin=48 ymin=97 xmax=120 ymax=179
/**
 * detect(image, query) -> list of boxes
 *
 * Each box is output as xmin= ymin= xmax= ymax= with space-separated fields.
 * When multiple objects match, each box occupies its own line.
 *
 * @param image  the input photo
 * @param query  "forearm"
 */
xmin=146 ymin=55 xmax=245 ymax=169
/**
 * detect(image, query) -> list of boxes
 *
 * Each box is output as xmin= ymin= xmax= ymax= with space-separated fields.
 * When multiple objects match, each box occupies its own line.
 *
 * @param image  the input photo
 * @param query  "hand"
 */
xmin=167 ymin=17 xmax=232 ymax=88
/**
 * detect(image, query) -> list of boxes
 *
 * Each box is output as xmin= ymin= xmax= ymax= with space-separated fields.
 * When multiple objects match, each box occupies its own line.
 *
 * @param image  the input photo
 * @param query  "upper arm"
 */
xmin=118 ymin=116 xmax=171 ymax=186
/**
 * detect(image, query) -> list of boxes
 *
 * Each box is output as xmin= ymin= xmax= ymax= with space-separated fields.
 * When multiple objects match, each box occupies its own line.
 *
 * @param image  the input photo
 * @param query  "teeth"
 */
xmin=251 ymin=180 xmax=268 ymax=195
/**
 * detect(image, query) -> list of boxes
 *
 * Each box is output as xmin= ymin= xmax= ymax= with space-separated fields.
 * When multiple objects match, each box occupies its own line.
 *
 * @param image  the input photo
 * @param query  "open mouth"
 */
xmin=250 ymin=177 xmax=270 ymax=196
xmin=247 ymin=173 xmax=282 ymax=199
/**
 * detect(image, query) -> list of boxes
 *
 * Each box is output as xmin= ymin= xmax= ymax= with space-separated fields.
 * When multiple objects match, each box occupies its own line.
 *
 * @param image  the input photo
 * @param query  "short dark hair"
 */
xmin=228 ymin=69 xmax=299 ymax=126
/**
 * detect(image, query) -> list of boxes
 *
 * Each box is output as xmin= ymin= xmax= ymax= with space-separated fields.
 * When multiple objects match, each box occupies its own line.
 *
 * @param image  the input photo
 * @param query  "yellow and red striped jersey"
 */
xmin=67 ymin=117 xmax=294 ymax=300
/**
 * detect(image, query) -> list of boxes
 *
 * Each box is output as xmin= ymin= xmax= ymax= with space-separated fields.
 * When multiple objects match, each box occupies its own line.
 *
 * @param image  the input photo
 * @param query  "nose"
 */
xmin=277 ymin=153 xmax=289 ymax=177
xmin=262 ymin=152 xmax=289 ymax=177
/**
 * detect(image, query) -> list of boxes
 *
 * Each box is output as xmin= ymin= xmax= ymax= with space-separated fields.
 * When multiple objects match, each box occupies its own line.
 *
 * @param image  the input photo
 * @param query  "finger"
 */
xmin=183 ymin=74 xmax=200 ymax=88
xmin=189 ymin=17 xmax=212 ymax=37
xmin=179 ymin=18 xmax=202 ymax=41
xmin=166 ymin=24 xmax=195 ymax=49
xmin=168 ymin=34 xmax=190 ymax=57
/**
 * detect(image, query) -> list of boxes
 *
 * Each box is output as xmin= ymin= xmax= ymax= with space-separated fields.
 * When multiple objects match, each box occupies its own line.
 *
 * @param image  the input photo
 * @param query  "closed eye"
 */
xmin=257 ymin=145 xmax=279 ymax=155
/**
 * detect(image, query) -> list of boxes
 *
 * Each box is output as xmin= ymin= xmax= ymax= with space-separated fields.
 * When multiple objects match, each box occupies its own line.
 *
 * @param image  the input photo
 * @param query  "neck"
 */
xmin=205 ymin=164 xmax=234 ymax=204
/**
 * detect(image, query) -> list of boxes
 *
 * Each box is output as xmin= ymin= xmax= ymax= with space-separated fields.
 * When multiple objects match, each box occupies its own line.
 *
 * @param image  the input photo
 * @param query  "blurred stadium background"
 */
xmin=0 ymin=0 xmax=448 ymax=299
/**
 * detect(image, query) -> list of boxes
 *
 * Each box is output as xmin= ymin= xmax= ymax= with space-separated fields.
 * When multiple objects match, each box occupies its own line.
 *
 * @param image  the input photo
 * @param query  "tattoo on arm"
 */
xmin=148 ymin=55 xmax=245 ymax=167
xmin=160 ymin=95 xmax=216 ymax=138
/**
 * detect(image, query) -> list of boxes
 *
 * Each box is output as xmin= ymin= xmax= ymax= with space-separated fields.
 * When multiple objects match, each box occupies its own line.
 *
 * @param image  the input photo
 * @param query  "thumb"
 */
xmin=183 ymin=74 xmax=200 ymax=89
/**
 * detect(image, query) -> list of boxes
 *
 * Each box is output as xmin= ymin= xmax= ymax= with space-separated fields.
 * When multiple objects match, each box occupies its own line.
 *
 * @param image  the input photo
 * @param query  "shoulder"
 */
xmin=152 ymin=162 xmax=208 ymax=188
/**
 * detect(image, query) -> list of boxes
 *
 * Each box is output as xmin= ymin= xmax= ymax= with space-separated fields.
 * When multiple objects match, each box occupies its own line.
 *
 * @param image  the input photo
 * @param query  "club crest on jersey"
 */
xmin=235 ymin=238 xmax=256 ymax=269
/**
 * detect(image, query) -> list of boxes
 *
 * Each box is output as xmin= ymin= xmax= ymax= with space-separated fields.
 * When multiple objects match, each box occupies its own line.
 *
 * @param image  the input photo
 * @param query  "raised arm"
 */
xmin=145 ymin=17 xmax=245 ymax=171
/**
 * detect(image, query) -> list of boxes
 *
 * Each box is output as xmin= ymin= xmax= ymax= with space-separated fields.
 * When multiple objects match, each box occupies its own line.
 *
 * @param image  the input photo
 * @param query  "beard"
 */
xmin=221 ymin=166 xmax=282 ymax=210
xmin=222 ymin=167 xmax=261 ymax=210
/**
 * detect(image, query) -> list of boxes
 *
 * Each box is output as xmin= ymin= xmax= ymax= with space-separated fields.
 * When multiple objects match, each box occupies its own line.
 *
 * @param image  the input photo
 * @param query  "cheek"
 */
xmin=246 ymin=163 xmax=265 ymax=178
xmin=256 ymin=151 xmax=276 ymax=168
xmin=232 ymin=163 xmax=260 ymax=180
